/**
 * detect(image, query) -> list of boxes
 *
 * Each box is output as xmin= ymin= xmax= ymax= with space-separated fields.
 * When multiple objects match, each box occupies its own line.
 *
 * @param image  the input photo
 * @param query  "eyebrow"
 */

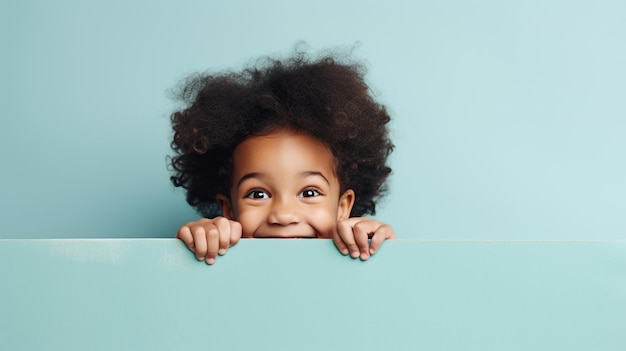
xmin=236 ymin=172 xmax=264 ymax=189
xmin=235 ymin=171 xmax=330 ymax=189
xmin=299 ymin=171 xmax=331 ymax=186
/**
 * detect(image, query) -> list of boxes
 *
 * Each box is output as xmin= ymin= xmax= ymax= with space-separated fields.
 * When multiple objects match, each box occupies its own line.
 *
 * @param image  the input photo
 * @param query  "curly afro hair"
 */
xmin=169 ymin=50 xmax=394 ymax=218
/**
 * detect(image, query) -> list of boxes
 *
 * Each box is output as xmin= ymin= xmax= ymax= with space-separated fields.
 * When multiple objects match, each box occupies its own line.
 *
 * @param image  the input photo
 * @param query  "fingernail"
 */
xmin=360 ymin=253 xmax=369 ymax=260
xmin=206 ymin=258 xmax=216 ymax=265
xmin=351 ymin=251 xmax=359 ymax=258
xmin=196 ymin=256 xmax=204 ymax=261
xmin=369 ymin=248 xmax=376 ymax=255
xmin=218 ymin=249 xmax=226 ymax=255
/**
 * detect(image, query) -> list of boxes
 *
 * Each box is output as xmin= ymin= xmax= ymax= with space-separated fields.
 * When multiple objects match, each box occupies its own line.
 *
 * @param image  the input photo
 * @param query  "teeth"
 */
xmin=254 ymin=233 xmax=316 ymax=238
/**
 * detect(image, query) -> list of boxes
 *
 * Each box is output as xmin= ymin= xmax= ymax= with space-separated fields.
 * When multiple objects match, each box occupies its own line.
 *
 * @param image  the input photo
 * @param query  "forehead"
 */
xmin=232 ymin=129 xmax=336 ymax=176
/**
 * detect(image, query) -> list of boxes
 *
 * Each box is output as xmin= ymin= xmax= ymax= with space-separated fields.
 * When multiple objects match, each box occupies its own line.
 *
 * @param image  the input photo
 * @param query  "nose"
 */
xmin=267 ymin=196 xmax=300 ymax=226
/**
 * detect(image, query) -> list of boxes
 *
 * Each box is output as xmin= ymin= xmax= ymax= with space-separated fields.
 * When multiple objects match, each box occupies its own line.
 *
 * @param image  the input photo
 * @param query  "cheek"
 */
xmin=234 ymin=207 xmax=265 ymax=237
xmin=306 ymin=206 xmax=340 ymax=238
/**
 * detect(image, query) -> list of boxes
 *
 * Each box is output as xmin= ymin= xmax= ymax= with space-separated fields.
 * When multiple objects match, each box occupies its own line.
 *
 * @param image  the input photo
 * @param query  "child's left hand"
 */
xmin=333 ymin=217 xmax=395 ymax=261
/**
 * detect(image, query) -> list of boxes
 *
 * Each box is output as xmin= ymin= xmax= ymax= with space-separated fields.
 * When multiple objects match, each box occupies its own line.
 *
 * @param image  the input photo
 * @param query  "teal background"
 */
xmin=2 ymin=239 xmax=626 ymax=350
xmin=1 ymin=0 xmax=625 ymax=239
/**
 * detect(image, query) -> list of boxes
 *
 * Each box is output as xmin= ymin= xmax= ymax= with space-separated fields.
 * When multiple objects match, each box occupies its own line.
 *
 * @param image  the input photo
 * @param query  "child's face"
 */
xmin=217 ymin=129 xmax=355 ymax=238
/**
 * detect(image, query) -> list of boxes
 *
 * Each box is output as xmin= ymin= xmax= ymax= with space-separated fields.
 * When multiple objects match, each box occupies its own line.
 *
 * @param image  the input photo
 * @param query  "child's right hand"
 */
xmin=176 ymin=217 xmax=242 ymax=265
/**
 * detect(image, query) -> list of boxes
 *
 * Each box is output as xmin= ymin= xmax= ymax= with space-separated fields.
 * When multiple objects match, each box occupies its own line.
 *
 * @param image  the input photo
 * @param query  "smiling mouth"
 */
xmin=253 ymin=236 xmax=318 ymax=239
xmin=252 ymin=231 xmax=320 ymax=239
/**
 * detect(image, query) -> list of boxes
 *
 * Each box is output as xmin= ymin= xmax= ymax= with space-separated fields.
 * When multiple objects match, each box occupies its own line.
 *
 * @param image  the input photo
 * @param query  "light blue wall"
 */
xmin=1 ymin=0 xmax=625 ymax=239
xmin=2 ymin=239 xmax=626 ymax=350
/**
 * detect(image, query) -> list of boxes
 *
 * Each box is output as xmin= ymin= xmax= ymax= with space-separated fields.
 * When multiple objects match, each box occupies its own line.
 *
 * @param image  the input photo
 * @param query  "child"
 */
xmin=169 ymin=49 xmax=395 ymax=264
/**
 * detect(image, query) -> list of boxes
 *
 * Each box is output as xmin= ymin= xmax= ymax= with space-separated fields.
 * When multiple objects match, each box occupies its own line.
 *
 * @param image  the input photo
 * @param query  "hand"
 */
xmin=334 ymin=217 xmax=395 ymax=260
xmin=176 ymin=217 xmax=242 ymax=265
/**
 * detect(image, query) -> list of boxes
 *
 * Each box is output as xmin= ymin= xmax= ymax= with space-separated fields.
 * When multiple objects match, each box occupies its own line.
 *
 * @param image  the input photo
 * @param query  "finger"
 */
xmin=332 ymin=226 xmax=349 ymax=255
xmin=352 ymin=220 xmax=374 ymax=260
xmin=205 ymin=225 xmax=220 ymax=265
xmin=368 ymin=224 xmax=395 ymax=255
xmin=229 ymin=220 xmax=243 ymax=247
xmin=190 ymin=225 xmax=208 ymax=261
xmin=337 ymin=220 xmax=360 ymax=259
xmin=333 ymin=236 xmax=349 ymax=256
xmin=214 ymin=217 xmax=232 ymax=255
xmin=176 ymin=225 xmax=195 ymax=252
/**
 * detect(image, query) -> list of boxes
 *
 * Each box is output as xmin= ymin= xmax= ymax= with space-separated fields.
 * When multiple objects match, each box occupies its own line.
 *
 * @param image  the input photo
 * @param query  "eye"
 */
xmin=299 ymin=189 xmax=321 ymax=198
xmin=246 ymin=190 xmax=270 ymax=199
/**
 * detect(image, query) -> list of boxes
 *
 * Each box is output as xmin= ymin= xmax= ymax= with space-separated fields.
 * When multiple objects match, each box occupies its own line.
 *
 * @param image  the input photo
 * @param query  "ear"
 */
xmin=216 ymin=194 xmax=235 ymax=219
xmin=337 ymin=189 xmax=355 ymax=220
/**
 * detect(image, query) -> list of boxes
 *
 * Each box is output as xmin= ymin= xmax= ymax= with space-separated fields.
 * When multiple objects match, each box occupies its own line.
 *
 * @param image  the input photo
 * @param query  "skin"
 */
xmin=176 ymin=128 xmax=395 ymax=264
